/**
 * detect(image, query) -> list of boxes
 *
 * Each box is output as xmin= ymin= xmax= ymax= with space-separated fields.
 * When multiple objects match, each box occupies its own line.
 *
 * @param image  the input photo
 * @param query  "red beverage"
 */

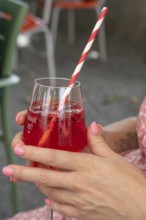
xmin=23 ymin=100 xmax=87 ymax=152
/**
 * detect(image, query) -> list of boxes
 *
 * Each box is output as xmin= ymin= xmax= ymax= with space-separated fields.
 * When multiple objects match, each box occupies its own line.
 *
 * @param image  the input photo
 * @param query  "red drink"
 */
xmin=23 ymin=100 xmax=87 ymax=152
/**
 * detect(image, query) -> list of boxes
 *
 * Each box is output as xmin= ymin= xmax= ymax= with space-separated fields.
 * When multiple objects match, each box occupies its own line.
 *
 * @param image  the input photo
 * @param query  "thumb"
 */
xmin=87 ymin=121 xmax=117 ymax=158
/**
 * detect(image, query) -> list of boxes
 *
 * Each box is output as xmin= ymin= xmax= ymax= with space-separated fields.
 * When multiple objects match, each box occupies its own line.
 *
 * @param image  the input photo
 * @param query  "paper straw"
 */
xmin=38 ymin=7 xmax=108 ymax=147
xmin=59 ymin=6 xmax=108 ymax=111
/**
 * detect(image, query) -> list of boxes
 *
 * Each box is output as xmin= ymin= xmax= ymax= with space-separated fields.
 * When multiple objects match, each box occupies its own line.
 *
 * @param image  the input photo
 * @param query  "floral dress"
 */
xmin=8 ymin=98 xmax=146 ymax=220
xmin=121 ymin=97 xmax=146 ymax=176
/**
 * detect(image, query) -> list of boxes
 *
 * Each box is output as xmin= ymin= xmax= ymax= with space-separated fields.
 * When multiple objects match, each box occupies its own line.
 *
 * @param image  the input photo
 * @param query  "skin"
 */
xmin=2 ymin=112 xmax=146 ymax=220
xmin=103 ymin=117 xmax=138 ymax=153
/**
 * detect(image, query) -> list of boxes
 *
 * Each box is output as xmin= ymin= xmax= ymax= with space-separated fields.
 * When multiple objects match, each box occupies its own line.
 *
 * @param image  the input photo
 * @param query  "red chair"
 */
xmin=0 ymin=11 xmax=12 ymax=20
xmin=51 ymin=0 xmax=107 ymax=62
xmin=18 ymin=0 xmax=56 ymax=77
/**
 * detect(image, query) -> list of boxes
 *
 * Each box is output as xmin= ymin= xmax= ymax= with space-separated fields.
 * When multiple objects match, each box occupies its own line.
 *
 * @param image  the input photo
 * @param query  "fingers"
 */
xmin=2 ymin=165 xmax=71 ymax=188
xmin=10 ymin=161 xmax=34 ymax=183
xmin=87 ymin=122 xmax=118 ymax=158
xmin=13 ymin=144 xmax=89 ymax=171
xmin=12 ymin=110 xmax=26 ymax=150
xmin=40 ymin=185 xmax=78 ymax=206
xmin=12 ymin=110 xmax=27 ymax=149
xmin=15 ymin=110 xmax=27 ymax=125
xmin=11 ymin=132 xmax=24 ymax=150
xmin=48 ymin=200 xmax=79 ymax=219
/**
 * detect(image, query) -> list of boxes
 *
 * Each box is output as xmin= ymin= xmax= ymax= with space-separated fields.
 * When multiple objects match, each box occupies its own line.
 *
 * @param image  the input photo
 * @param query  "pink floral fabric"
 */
xmin=7 ymin=205 xmax=71 ymax=220
xmin=8 ymin=97 xmax=146 ymax=219
xmin=121 ymin=97 xmax=146 ymax=176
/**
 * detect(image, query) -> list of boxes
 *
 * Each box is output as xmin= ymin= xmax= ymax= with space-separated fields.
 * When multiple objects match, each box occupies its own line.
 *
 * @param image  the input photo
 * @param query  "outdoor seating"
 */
xmin=18 ymin=0 xmax=56 ymax=77
xmin=0 ymin=0 xmax=28 ymax=214
xmin=51 ymin=0 xmax=107 ymax=62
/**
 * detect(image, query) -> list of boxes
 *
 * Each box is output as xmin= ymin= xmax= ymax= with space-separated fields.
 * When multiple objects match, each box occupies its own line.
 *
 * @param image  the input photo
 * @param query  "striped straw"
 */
xmin=38 ymin=7 xmax=108 ymax=147
xmin=59 ymin=6 xmax=108 ymax=111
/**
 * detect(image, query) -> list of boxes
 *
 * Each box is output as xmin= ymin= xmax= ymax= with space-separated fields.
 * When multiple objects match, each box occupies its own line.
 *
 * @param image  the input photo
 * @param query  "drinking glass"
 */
xmin=23 ymin=77 xmax=87 ymax=219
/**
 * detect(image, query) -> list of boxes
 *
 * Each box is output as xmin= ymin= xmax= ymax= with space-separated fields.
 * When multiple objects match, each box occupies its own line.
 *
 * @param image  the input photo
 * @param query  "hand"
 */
xmin=14 ymin=110 xmax=94 ymax=154
xmin=13 ymin=111 xmax=27 ymax=146
xmin=15 ymin=110 xmax=27 ymax=125
xmin=3 ymin=122 xmax=146 ymax=220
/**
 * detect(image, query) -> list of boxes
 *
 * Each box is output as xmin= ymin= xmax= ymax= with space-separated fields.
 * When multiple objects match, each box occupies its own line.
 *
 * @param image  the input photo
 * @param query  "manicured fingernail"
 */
xmin=45 ymin=198 xmax=51 ymax=205
xmin=91 ymin=121 xmax=103 ymax=135
xmin=14 ymin=144 xmax=24 ymax=156
xmin=2 ymin=166 xmax=14 ymax=177
xmin=10 ymin=177 xmax=14 ymax=182
xmin=15 ymin=113 xmax=21 ymax=122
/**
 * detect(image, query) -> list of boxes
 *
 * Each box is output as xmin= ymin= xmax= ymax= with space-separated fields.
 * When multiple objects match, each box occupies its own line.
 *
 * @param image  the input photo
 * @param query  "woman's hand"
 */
xmin=15 ymin=110 xmax=27 ymax=125
xmin=11 ymin=111 xmax=26 ymax=158
xmin=3 ymin=122 xmax=146 ymax=220
xmin=14 ymin=111 xmax=138 ymax=154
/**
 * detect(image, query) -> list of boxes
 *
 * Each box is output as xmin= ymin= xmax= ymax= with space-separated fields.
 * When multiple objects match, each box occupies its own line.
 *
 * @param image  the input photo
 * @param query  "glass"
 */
xmin=23 ymin=77 xmax=87 ymax=219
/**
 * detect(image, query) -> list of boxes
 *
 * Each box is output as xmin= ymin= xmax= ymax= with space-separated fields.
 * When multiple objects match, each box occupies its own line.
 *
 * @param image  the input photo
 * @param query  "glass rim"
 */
xmin=34 ymin=77 xmax=81 ymax=89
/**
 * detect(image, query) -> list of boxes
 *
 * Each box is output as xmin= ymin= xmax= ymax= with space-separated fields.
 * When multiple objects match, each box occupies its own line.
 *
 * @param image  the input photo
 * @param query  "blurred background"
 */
xmin=1 ymin=0 xmax=146 ymax=219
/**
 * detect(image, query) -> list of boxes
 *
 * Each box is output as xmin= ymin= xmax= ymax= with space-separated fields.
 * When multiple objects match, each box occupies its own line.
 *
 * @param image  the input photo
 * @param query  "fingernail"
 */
xmin=10 ymin=177 xmax=14 ymax=182
xmin=91 ymin=121 xmax=103 ymax=135
xmin=15 ymin=113 xmax=21 ymax=122
xmin=2 ymin=166 xmax=14 ymax=177
xmin=14 ymin=144 xmax=24 ymax=156
xmin=45 ymin=198 xmax=51 ymax=205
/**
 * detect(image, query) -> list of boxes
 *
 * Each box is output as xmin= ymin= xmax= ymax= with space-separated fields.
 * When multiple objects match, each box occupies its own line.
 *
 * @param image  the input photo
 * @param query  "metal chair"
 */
xmin=19 ymin=0 xmax=56 ymax=77
xmin=0 ymin=0 xmax=28 ymax=214
xmin=51 ymin=0 xmax=107 ymax=62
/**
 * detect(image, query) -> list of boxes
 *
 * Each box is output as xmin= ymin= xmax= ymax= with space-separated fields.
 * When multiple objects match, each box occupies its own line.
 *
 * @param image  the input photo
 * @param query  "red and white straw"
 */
xmin=38 ymin=7 xmax=108 ymax=146
xmin=59 ymin=6 xmax=108 ymax=111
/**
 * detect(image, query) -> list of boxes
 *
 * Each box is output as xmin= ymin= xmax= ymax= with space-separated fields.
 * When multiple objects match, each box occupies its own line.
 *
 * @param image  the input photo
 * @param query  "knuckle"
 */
xmin=75 ymin=196 xmax=87 ymax=207
xmin=71 ymin=175 xmax=83 ymax=191
xmin=14 ymin=166 xmax=25 ymax=180
xmin=54 ymin=203 xmax=66 ymax=216
xmin=45 ymin=187 xmax=55 ymax=199
xmin=37 ymin=170 xmax=48 ymax=185
xmin=94 ymin=135 xmax=104 ymax=146
xmin=47 ymin=149 xmax=56 ymax=163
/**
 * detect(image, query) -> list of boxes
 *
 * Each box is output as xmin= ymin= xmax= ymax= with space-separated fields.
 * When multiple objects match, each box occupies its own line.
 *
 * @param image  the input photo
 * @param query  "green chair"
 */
xmin=0 ymin=0 xmax=28 ymax=214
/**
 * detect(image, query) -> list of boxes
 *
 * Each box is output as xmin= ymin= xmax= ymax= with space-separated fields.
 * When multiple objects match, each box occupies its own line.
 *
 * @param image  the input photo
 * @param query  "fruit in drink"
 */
xmin=23 ymin=100 xmax=87 ymax=152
